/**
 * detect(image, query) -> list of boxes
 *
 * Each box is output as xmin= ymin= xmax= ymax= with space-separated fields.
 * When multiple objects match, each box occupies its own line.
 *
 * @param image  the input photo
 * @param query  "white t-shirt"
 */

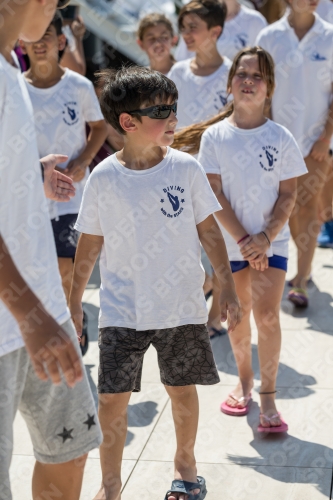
xmin=317 ymin=0 xmax=333 ymax=24
xmin=0 ymin=54 xmax=70 ymax=357
xmin=24 ymin=69 xmax=104 ymax=218
xmin=256 ymin=13 xmax=333 ymax=158
xmin=175 ymin=6 xmax=267 ymax=62
xmin=198 ymin=119 xmax=307 ymax=261
xmin=167 ymin=58 xmax=232 ymax=129
xmin=75 ymin=147 xmax=221 ymax=330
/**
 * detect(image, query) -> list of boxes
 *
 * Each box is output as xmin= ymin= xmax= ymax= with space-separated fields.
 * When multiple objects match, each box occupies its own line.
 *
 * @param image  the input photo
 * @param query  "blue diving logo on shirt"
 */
xmin=62 ymin=102 xmax=79 ymax=125
xmin=214 ymin=91 xmax=228 ymax=111
xmin=259 ymin=146 xmax=278 ymax=171
xmin=235 ymin=33 xmax=248 ymax=50
xmin=310 ymin=52 xmax=327 ymax=61
xmin=160 ymin=185 xmax=185 ymax=218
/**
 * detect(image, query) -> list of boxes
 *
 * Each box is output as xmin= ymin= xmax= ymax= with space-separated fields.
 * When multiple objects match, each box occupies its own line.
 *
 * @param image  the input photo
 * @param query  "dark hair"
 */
xmin=137 ymin=13 xmax=175 ymax=40
xmin=178 ymin=0 xmax=227 ymax=34
xmin=96 ymin=66 xmax=178 ymax=135
xmin=49 ymin=10 xmax=63 ymax=36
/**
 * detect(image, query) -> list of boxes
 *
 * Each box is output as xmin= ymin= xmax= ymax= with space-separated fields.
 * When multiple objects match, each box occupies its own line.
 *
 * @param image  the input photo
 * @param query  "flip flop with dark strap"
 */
xmin=164 ymin=476 xmax=207 ymax=500
xmin=287 ymin=287 xmax=308 ymax=308
xmin=208 ymin=326 xmax=227 ymax=340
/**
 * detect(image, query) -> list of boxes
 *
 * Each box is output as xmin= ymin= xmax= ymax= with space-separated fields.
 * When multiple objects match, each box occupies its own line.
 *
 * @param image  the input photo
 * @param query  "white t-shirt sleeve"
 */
xmin=81 ymin=81 xmax=104 ymax=123
xmin=280 ymin=131 xmax=308 ymax=181
xmin=75 ymin=174 xmax=103 ymax=235
xmin=189 ymin=162 xmax=222 ymax=225
xmin=197 ymin=127 xmax=220 ymax=175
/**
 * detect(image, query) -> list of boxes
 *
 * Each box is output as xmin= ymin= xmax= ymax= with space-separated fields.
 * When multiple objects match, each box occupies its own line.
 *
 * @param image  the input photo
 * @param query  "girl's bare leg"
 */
xmin=226 ymin=267 xmax=254 ymax=406
xmin=250 ymin=267 xmax=285 ymax=427
xmin=289 ymin=155 xmax=330 ymax=288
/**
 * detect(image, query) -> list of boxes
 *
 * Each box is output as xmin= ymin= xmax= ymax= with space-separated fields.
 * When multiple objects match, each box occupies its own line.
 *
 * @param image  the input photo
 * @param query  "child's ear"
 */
xmin=210 ymin=25 xmax=222 ymax=41
xmin=18 ymin=40 xmax=27 ymax=54
xmin=58 ymin=34 xmax=67 ymax=52
xmin=137 ymin=39 xmax=144 ymax=50
xmin=119 ymin=112 xmax=138 ymax=133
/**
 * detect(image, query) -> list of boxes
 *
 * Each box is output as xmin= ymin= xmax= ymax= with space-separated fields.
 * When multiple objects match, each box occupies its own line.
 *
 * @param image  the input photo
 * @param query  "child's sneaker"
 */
xmin=317 ymin=220 xmax=333 ymax=248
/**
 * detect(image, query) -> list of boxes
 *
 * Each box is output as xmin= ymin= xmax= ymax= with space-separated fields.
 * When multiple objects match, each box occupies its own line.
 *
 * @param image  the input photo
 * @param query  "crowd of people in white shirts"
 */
xmin=1 ymin=0 xmax=333 ymax=499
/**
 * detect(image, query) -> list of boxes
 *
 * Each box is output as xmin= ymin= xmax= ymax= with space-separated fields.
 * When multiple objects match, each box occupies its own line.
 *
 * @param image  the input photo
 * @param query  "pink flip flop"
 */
xmin=220 ymin=393 xmax=252 ymax=416
xmin=258 ymin=412 xmax=288 ymax=433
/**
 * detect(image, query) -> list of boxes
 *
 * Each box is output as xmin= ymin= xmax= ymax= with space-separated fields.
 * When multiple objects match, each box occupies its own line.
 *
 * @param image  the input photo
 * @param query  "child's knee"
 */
xmin=166 ymin=384 xmax=197 ymax=399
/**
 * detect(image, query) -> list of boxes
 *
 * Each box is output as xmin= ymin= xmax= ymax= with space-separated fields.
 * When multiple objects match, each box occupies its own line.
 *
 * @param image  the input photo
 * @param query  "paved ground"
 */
xmin=10 ymin=241 xmax=333 ymax=499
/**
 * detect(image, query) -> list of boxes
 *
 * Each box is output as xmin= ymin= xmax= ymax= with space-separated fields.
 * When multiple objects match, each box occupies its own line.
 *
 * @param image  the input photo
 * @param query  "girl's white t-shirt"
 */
xmin=167 ymin=58 xmax=232 ymax=129
xmin=256 ymin=13 xmax=333 ymax=158
xmin=198 ymin=119 xmax=307 ymax=261
xmin=75 ymin=147 xmax=221 ymax=330
xmin=317 ymin=0 xmax=333 ymax=23
xmin=24 ymin=69 xmax=104 ymax=218
xmin=175 ymin=5 xmax=267 ymax=62
xmin=0 ymin=55 xmax=69 ymax=357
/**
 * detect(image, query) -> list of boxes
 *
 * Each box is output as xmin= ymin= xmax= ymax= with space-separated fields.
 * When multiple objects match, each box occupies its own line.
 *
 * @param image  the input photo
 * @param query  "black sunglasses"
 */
xmin=129 ymin=102 xmax=177 ymax=119
xmin=57 ymin=0 xmax=71 ymax=9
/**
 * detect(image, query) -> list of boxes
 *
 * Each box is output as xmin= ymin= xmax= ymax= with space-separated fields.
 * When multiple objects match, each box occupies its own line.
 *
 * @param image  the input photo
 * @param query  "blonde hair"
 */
xmin=137 ymin=13 xmax=175 ymax=41
xmin=172 ymin=46 xmax=275 ymax=155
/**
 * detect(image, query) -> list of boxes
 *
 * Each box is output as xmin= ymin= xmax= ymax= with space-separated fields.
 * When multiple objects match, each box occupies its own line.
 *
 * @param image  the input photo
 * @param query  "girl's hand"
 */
xmin=64 ymin=157 xmax=89 ymax=182
xmin=239 ymin=233 xmax=270 ymax=260
xmin=310 ymin=139 xmax=330 ymax=162
xmin=249 ymin=253 xmax=269 ymax=272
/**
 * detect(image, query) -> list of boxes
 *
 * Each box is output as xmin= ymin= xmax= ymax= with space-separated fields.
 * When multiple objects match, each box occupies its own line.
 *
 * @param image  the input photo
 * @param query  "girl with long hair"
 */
xmin=173 ymin=47 xmax=307 ymax=432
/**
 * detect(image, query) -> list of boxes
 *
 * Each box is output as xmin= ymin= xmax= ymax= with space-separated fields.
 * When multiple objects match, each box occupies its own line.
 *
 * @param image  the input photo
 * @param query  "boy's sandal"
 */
xmin=164 ymin=476 xmax=207 ymax=500
xmin=220 ymin=392 xmax=252 ymax=416
xmin=258 ymin=412 xmax=288 ymax=433
xmin=287 ymin=287 xmax=308 ymax=308
xmin=208 ymin=326 xmax=227 ymax=340
xmin=287 ymin=275 xmax=312 ymax=287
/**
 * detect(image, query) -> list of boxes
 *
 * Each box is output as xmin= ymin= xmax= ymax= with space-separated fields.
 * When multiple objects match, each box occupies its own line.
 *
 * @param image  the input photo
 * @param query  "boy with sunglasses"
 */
xmin=69 ymin=65 xmax=241 ymax=500
xmin=0 ymin=0 xmax=102 ymax=498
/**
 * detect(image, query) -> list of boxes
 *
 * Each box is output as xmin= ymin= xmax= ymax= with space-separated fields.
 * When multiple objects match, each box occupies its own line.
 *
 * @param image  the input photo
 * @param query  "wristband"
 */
xmin=261 ymin=231 xmax=271 ymax=245
xmin=40 ymin=162 xmax=44 ymax=182
xmin=237 ymin=234 xmax=250 ymax=245
xmin=319 ymin=137 xmax=330 ymax=144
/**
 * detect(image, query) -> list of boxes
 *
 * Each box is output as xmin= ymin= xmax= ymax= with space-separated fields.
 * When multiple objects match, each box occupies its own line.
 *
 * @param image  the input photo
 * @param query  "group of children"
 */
xmin=1 ymin=0 xmax=333 ymax=499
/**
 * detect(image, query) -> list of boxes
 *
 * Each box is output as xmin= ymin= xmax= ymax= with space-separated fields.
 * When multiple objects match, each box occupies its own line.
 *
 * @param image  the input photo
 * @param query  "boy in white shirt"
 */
xmin=256 ymin=0 xmax=333 ymax=307
xmin=168 ymin=0 xmax=232 ymax=130
xmin=69 ymin=66 xmax=241 ymax=500
xmin=175 ymin=0 xmax=267 ymax=62
xmin=0 ymin=0 xmax=102 ymax=498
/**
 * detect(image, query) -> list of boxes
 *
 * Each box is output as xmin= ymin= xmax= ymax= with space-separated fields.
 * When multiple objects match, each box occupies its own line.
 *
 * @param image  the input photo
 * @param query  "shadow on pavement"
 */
xmin=226 ymin=402 xmax=333 ymax=497
xmin=212 ymin=336 xmax=316 ymax=399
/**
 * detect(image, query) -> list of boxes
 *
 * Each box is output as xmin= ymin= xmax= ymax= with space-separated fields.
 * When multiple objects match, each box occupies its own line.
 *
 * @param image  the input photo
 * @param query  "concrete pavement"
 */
xmin=10 ymin=241 xmax=333 ymax=499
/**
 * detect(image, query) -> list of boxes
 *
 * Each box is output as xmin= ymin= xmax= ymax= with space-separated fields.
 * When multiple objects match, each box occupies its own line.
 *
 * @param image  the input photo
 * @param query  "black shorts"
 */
xmin=98 ymin=324 xmax=220 ymax=393
xmin=51 ymin=213 xmax=79 ymax=258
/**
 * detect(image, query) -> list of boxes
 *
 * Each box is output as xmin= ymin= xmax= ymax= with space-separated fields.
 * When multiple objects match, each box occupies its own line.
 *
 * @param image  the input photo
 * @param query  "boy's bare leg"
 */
xmin=58 ymin=257 xmax=74 ymax=302
xmin=94 ymin=392 xmax=131 ymax=500
xmin=32 ymin=455 xmax=87 ymax=499
xmin=226 ymin=267 xmax=254 ymax=406
xmin=318 ymin=157 xmax=333 ymax=221
xmin=165 ymin=385 xmax=200 ymax=500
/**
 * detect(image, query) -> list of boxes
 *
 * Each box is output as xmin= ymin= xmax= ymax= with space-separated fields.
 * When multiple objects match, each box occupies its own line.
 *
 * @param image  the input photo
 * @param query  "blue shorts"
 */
xmin=230 ymin=255 xmax=288 ymax=274
xmin=51 ymin=213 xmax=79 ymax=259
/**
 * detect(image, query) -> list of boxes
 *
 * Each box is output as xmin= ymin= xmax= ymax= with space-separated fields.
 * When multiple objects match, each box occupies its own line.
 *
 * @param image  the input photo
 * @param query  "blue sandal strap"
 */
xmin=164 ymin=477 xmax=207 ymax=500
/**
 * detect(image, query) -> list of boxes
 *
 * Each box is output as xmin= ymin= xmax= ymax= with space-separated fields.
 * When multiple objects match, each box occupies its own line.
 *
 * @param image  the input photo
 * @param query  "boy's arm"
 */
xmin=240 ymin=178 xmax=297 ymax=260
xmin=310 ymin=83 xmax=333 ymax=162
xmin=64 ymin=119 xmax=108 ymax=182
xmin=196 ymin=215 xmax=242 ymax=332
xmin=0 ymin=235 xmax=82 ymax=386
xmin=69 ymin=233 xmax=103 ymax=334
